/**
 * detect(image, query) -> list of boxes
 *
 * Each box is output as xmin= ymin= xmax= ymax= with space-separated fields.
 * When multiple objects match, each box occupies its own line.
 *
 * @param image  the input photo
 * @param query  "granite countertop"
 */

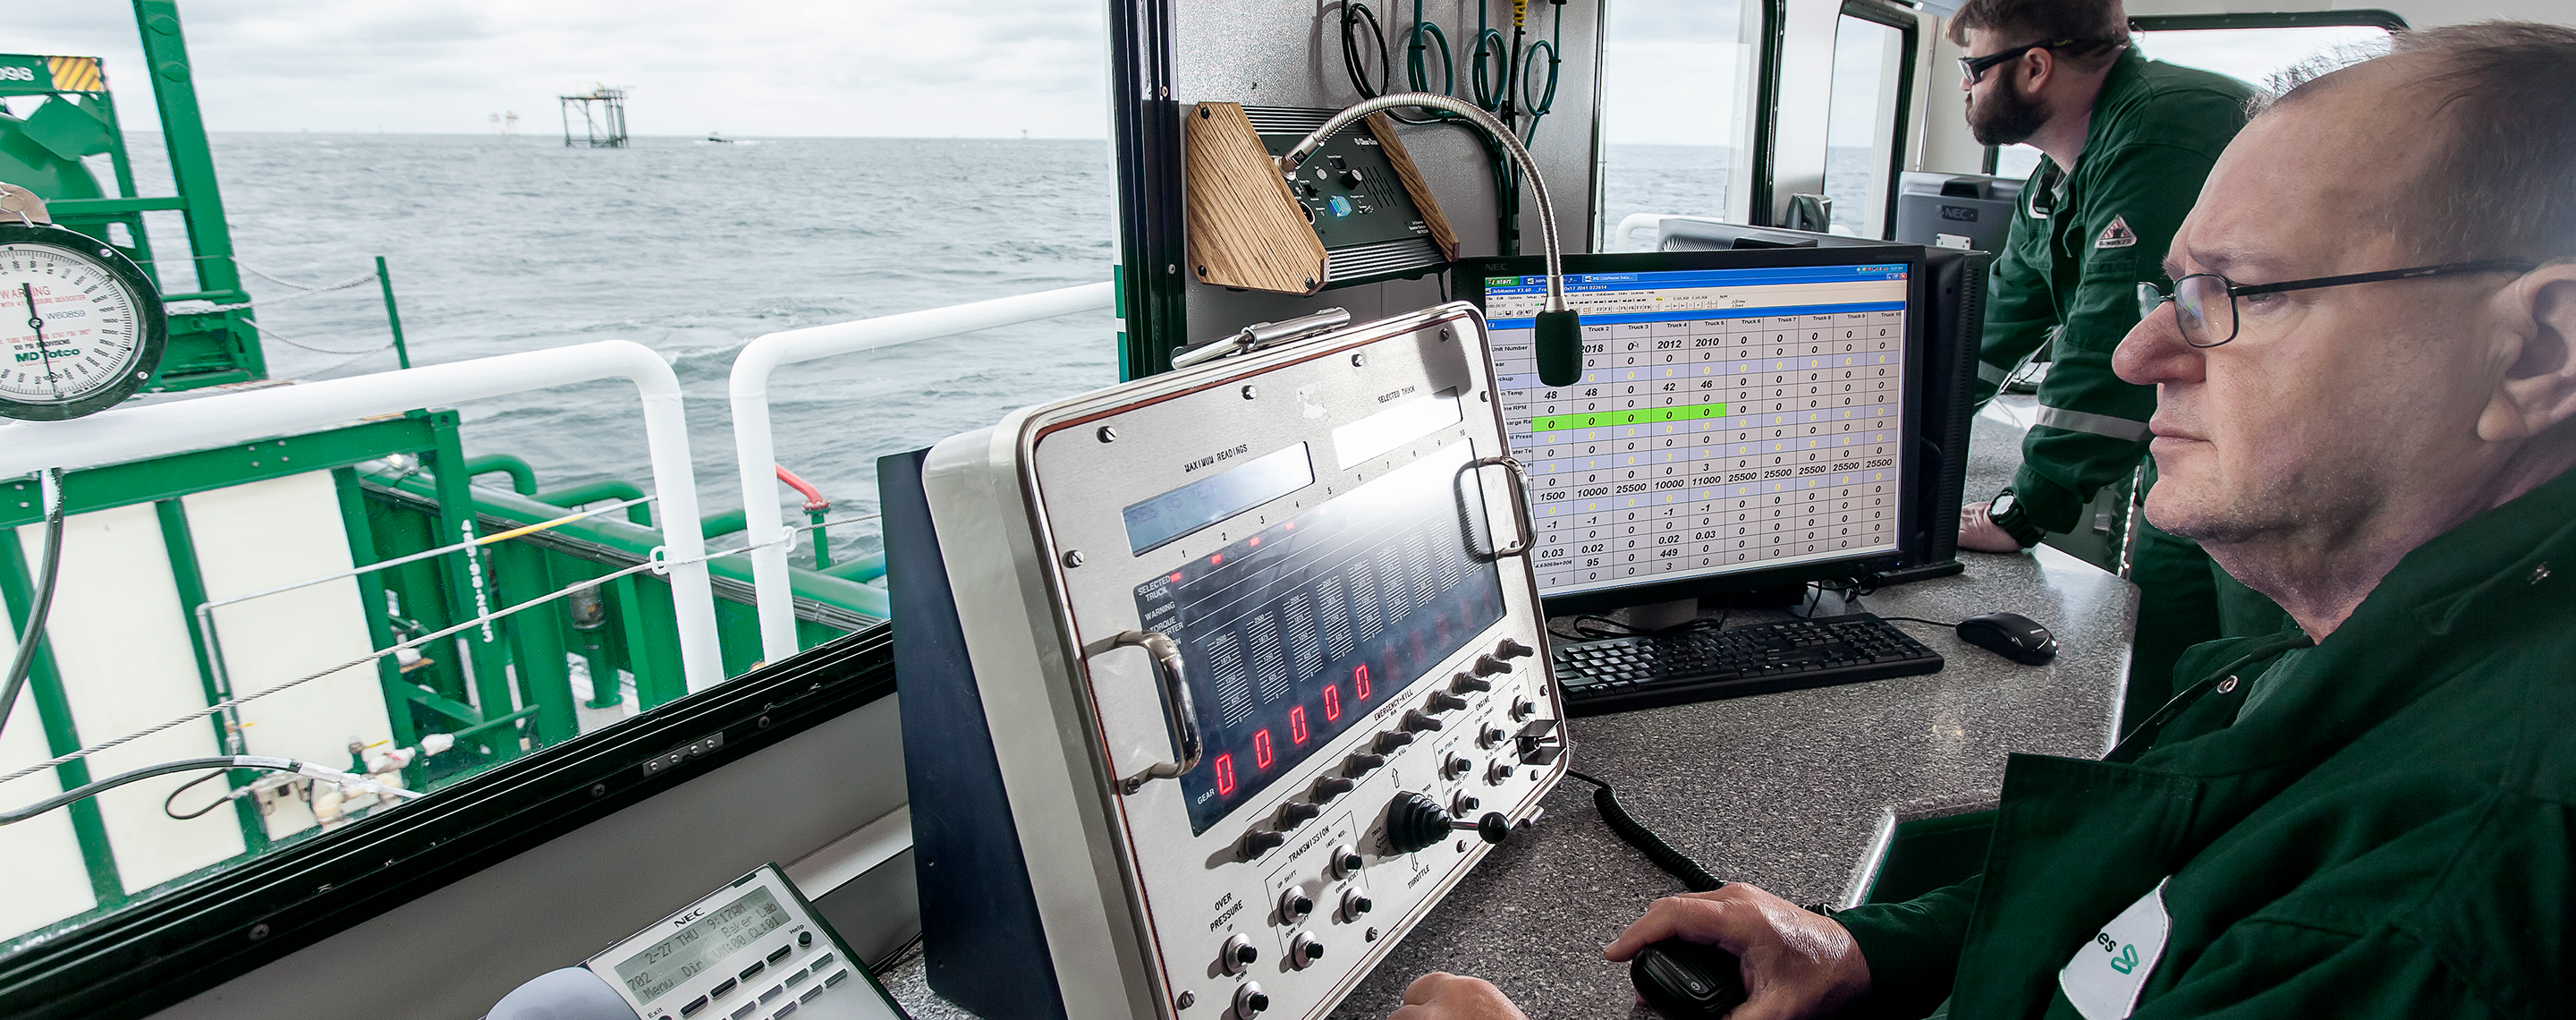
xmin=885 ymin=400 xmax=2136 ymax=1019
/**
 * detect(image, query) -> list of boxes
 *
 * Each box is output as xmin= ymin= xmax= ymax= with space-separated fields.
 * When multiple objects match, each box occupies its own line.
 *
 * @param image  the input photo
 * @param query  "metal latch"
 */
xmin=1169 ymin=307 xmax=1352 ymax=369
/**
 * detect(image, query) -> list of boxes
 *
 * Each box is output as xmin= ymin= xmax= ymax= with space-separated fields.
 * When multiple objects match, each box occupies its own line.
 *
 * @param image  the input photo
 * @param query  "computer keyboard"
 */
xmin=1550 ymin=613 xmax=1944 ymax=716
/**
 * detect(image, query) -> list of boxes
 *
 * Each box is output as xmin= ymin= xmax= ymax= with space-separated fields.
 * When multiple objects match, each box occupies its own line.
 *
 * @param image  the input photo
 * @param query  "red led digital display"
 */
xmin=1252 ymin=729 xmax=1275 ymax=769
xmin=1321 ymin=684 xmax=1341 ymax=722
xmin=1353 ymin=663 xmax=1372 ymax=701
xmin=1214 ymin=753 xmax=1236 ymax=795
xmin=1288 ymin=707 xmax=1309 ymax=744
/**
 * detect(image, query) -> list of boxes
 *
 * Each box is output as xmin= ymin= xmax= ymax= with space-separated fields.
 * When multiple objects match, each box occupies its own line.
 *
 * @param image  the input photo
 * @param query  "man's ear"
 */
xmin=2479 ymin=263 xmax=2576 ymax=442
xmin=2020 ymin=47 xmax=2055 ymax=94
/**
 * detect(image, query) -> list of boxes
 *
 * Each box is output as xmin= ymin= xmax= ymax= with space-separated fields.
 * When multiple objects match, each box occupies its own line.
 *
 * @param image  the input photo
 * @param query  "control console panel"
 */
xmin=885 ymin=302 xmax=1565 ymax=1020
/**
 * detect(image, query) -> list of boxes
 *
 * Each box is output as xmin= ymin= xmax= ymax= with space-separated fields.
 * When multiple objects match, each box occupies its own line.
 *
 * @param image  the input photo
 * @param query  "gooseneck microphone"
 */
xmin=1275 ymin=93 xmax=1583 ymax=385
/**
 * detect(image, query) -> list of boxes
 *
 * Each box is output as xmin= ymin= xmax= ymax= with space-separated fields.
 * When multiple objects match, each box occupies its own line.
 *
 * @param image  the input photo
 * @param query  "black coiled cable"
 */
xmin=1566 ymin=769 xmax=1724 ymax=892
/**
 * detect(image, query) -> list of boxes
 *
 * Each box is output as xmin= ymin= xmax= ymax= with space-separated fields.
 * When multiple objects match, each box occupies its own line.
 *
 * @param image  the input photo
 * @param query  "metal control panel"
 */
xmin=1245 ymin=106 xmax=1454 ymax=288
xmin=580 ymin=865 xmax=904 ymax=1020
xmin=893 ymin=302 xmax=1565 ymax=1020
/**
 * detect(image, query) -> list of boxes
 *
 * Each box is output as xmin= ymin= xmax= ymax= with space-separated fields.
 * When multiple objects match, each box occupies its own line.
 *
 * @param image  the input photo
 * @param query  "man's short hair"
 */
xmin=2262 ymin=21 xmax=2576 ymax=263
xmin=1945 ymin=0 xmax=2129 ymax=68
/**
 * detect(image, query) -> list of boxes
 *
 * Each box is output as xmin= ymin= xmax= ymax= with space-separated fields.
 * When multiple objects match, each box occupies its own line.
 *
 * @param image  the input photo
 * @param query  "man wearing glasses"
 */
xmin=1941 ymin=0 xmax=2282 ymax=721
xmin=1394 ymin=21 xmax=2576 ymax=1020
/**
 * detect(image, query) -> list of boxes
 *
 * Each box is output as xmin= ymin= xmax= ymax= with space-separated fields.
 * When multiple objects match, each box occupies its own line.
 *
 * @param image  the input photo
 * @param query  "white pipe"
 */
xmin=0 ymin=340 xmax=726 ymax=693
xmin=1610 ymin=213 xmax=1670 ymax=252
xmin=729 ymin=282 xmax=1114 ymax=662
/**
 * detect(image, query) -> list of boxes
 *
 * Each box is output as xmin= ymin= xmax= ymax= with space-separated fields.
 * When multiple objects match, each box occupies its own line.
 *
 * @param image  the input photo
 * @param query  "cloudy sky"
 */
xmin=11 ymin=0 xmax=1112 ymax=138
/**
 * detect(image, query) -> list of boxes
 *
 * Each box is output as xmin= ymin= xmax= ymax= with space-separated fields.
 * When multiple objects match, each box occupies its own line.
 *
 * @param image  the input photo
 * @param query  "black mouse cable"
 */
xmin=1564 ymin=769 xmax=1726 ymax=893
xmin=1868 ymin=615 xmax=1959 ymax=628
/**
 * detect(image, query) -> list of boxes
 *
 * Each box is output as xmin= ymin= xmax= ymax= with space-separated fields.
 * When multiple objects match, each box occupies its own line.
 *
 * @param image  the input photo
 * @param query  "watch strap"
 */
xmin=1989 ymin=489 xmax=2046 ymax=548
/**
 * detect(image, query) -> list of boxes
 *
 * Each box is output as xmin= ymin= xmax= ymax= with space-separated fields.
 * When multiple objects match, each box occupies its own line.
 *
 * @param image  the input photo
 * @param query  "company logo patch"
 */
xmin=2096 ymin=215 xmax=2138 ymax=249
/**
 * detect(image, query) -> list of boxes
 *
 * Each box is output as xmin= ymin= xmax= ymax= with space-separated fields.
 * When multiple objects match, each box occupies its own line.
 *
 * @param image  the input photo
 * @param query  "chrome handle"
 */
xmin=1466 ymin=455 xmax=1536 ymax=560
xmin=1109 ymin=630 xmax=1202 ymax=795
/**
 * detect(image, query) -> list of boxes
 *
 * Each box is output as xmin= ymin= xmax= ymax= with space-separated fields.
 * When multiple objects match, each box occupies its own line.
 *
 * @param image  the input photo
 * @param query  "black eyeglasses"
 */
xmin=2136 ymin=260 xmax=2536 ymax=348
xmin=1958 ymin=38 xmax=2093 ymax=84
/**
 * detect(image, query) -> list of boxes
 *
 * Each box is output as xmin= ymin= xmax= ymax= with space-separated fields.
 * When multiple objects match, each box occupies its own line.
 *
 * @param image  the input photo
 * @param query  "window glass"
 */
xmin=1825 ymin=13 xmax=1909 ymax=238
xmin=1992 ymin=25 xmax=2393 ymax=185
xmin=1594 ymin=0 xmax=1761 ymax=250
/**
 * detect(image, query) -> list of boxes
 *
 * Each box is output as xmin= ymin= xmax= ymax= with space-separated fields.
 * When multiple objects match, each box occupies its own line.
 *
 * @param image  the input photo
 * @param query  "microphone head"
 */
xmin=1534 ymin=309 xmax=1582 ymax=387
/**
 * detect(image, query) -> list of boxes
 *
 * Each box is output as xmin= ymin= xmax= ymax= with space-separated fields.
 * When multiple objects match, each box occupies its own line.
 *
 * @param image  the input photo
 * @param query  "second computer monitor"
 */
xmin=1459 ymin=247 xmax=1928 ymax=614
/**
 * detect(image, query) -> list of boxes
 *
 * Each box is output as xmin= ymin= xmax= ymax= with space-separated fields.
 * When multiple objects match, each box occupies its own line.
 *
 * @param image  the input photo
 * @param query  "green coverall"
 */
xmin=1836 ymin=465 xmax=2576 ymax=1018
xmin=1970 ymin=49 xmax=2284 ymax=718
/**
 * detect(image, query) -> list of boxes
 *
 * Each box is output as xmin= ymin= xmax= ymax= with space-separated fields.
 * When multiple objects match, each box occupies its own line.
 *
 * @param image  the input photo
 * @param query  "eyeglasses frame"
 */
xmin=1958 ymin=38 xmax=2097 ymax=85
xmin=2136 ymin=259 xmax=2538 ymax=348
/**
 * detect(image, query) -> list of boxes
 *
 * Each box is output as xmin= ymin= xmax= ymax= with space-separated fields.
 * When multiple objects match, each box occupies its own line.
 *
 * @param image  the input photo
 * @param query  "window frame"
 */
xmin=1834 ymin=0 xmax=1920 ymax=240
xmin=0 ymin=624 xmax=895 ymax=1020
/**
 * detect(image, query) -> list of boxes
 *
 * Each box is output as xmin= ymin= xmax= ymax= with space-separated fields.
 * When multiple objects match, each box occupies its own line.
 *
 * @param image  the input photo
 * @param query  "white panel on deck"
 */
xmin=0 ymin=608 xmax=97 ymax=936
xmin=183 ymin=472 xmax=394 ymax=842
xmin=25 ymin=503 xmax=246 ymax=893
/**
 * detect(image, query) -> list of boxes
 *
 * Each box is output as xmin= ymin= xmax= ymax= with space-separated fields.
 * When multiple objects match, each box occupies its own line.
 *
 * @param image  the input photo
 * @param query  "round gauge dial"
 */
xmin=0 ymin=222 xmax=167 ymax=421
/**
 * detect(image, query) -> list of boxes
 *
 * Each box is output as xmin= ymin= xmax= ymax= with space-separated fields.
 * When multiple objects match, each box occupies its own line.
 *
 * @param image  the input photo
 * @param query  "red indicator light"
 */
xmin=1284 ymin=522 xmax=1295 ymax=531
xmin=1322 ymin=683 xmax=1341 ymax=721
xmin=1210 ymin=554 xmax=1224 ymax=565
xmin=1252 ymin=729 xmax=1275 ymax=769
xmin=1168 ymin=572 xmax=1184 ymax=583
xmin=1248 ymin=537 xmax=1260 ymax=547
xmin=1288 ymin=706 xmax=1309 ymax=744
xmin=1353 ymin=664 xmax=1372 ymax=701
xmin=1214 ymin=753 xmax=1236 ymax=795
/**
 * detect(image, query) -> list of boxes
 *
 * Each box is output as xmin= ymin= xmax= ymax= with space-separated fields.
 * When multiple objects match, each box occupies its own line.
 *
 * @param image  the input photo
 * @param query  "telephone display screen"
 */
xmin=1133 ymin=444 xmax=1505 ymax=835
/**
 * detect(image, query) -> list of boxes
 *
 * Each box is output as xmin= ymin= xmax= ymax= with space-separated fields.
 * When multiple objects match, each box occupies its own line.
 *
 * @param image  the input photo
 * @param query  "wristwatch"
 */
xmin=1987 ymin=489 xmax=2046 ymax=548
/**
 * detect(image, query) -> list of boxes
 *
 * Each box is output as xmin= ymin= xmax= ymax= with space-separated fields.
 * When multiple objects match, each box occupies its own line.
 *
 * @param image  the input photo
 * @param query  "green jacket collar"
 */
xmin=2137 ymin=464 xmax=2576 ymax=777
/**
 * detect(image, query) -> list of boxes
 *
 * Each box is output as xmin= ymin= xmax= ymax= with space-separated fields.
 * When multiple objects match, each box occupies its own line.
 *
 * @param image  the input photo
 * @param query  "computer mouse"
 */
xmin=1955 ymin=611 xmax=2057 ymax=665
xmin=1631 ymin=939 xmax=1747 ymax=1018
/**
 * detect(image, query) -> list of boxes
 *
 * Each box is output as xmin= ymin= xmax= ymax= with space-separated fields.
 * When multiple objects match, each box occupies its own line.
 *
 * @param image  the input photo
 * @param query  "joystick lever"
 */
xmin=1386 ymin=792 xmax=1513 ymax=853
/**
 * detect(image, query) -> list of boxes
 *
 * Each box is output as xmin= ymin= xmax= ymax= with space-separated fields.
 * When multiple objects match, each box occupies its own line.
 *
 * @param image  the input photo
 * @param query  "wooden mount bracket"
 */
xmin=1183 ymin=102 xmax=1327 ymax=295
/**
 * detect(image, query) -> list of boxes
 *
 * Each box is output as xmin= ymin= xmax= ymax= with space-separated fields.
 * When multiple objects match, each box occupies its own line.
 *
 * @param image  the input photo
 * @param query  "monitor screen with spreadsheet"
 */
xmin=1458 ymin=248 xmax=1926 ymax=611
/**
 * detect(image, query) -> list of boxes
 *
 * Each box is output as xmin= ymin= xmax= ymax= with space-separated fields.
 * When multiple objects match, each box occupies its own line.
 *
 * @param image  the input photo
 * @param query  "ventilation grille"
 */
xmin=1326 ymin=237 xmax=1446 ymax=284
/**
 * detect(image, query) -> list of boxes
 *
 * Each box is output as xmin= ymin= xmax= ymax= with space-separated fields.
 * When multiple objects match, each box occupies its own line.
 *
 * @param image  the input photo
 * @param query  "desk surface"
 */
xmin=885 ymin=401 xmax=2136 ymax=1019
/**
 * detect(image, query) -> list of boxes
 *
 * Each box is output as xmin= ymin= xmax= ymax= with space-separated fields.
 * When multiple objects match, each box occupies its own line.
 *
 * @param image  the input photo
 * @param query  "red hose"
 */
xmin=775 ymin=464 xmax=829 ymax=512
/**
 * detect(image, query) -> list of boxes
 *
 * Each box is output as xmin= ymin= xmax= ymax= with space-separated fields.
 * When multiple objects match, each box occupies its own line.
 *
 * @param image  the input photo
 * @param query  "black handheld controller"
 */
xmin=1631 ymin=939 xmax=1749 ymax=1019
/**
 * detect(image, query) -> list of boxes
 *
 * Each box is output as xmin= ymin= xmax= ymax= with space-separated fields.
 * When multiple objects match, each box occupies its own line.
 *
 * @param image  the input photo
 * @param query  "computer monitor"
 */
xmin=1458 ymin=246 xmax=1977 ymax=615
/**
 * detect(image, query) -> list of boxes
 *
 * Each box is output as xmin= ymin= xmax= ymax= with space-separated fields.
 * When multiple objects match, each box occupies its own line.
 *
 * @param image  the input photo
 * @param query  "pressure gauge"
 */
xmin=0 ymin=222 xmax=166 ymax=421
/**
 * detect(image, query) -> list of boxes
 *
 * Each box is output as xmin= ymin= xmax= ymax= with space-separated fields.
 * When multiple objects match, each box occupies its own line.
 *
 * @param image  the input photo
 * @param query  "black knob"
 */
xmin=1472 ymin=655 xmax=1512 ymax=677
xmin=1313 ymin=776 xmax=1356 ymax=800
xmin=1451 ymin=793 xmax=1480 ymax=814
xmin=1241 ymin=829 xmax=1285 ymax=858
xmin=1385 ymin=792 xmax=1451 ymax=854
xmin=1479 ymin=726 xmax=1506 ymax=748
xmin=1343 ymin=753 xmax=1387 ymax=778
xmin=1400 ymin=710 xmax=1443 ymax=734
xmin=1282 ymin=889 xmax=1314 ymax=919
xmin=1425 ymin=691 xmax=1469 ymax=713
xmin=1233 ymin=942 xmax=1259 ymax=966
xmin=1277 ymin=802 xmax=1320 ymax=829
xmin=1496 ymin=638 xmax=1537 ymax=659
xmin=1343 ymin=891 xmax=1374 ymax=918
xmin=1510 ymin=697 xmax=1537 ymax=721
xmin=1240 ymin=987 xmax=1271 ymax=1015
xmin=798 ymin=931 xmax=812 ymax=948
xmin=1293 ymin=932 xmax=1326 ymax=964
xmin=1441 ymin=754 xmax=1471 ymax=779
xmin=1451 ymin=673 xmax=1492 ymax=693
xmin=1339 ymin=169 xmax=1364 ymax=187
xmin=1374 ymin=731 xmax=1414 ymax=753
xmin=1488 ymin=761 xmax=1517 ymax=783
xmin=1458 ymin=811 xmax=1513 ymax=845
xmin=1334 ymin=846 xmax=1365 ymax=875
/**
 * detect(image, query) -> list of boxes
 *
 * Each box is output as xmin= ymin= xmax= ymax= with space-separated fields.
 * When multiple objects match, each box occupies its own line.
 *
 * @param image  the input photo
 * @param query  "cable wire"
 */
xmin=4 ymin=754 xmax=415 ymax=827
xmin=0 ymin=468 xmax=64 ymax=741
xmin=1564 ymin=769 xmax=1724 ymax=892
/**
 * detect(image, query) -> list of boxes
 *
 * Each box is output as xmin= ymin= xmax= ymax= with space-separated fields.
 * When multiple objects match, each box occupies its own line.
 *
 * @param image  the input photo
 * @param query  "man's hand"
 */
xmin=1389 ymin=973 xmax=1528 ymax=1020
xmin=1603 ymin=883 xmax=1871 ymax=1020
xmin=1957 ymin=501 xmax=2028 ymax=554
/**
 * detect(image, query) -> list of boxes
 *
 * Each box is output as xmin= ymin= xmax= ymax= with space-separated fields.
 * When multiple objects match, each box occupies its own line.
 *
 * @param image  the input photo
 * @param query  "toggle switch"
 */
xmin=1276 ymin=802 xmax=1320 ymax=829
xmin=1451 ymin=673 xmax=1492 ymax=694
xmin=1496 ymin=638 xmax=1537 ymax=659
xmin=1400 ymin=710 xmax=1444 ymax=734
xmin=1374 ymin=731 xmax=1415 ymax=753
xmin=1240 ymin=829 xmax=1285 ymax=859
xmin=1425 ymin=691 xmax=1469 ymax=713
xmin=1343 ymin=753 xmax=1388 ymax=778
xmin=1313 ymin=776 xmax=1356 ymax=801
xmin=1472 ymin=655 xmax=1512 ymax=677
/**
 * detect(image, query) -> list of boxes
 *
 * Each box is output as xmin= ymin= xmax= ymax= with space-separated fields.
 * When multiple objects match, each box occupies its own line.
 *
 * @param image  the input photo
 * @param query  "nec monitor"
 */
xmin=1459 ymin=247 xmax=1961 ymax=615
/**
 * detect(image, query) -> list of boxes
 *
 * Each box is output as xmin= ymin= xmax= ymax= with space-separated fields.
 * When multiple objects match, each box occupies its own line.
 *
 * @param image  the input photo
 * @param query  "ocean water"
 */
xmin=123 ymin=132 xmax=1121 ymax=563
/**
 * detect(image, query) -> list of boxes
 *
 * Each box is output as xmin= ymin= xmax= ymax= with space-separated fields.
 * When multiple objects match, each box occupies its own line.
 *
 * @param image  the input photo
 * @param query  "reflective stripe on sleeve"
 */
xmin=1979 ymin=361 xmax=2013 ymax=386
xmin=2034 ymin=405 xmax=2153 ymax=441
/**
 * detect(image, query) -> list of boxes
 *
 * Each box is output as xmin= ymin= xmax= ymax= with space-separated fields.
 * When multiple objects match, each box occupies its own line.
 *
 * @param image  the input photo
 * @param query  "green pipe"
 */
xmin=808 ymin=508 xmax=833 ymax=570
xmin=462 ymin=455 xmax=538 ymax=496
xmin=701 ymin=509 xmax=748 ymax=539
xmin=819 ymin=551 xmax=886 ymax=583
xmin=532 ymin=480 xmax=653 ymax=526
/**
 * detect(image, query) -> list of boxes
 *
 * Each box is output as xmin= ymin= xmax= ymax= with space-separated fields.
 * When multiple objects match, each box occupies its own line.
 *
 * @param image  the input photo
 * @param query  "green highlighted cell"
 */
xmin=1525 ymin=402 xmax=1728 ymax=434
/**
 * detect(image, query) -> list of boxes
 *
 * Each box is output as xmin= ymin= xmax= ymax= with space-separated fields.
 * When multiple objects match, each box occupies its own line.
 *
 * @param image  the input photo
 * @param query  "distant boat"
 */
xmin=703 ymin=132 xmax=734 ymax=143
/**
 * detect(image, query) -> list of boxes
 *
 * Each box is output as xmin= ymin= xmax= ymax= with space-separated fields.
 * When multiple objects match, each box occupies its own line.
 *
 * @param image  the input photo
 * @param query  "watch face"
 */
xmin=1990 ymin=492 xmax=2017 ymax=517
xmin=0 ymin=224 xmax=166 ymax=421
